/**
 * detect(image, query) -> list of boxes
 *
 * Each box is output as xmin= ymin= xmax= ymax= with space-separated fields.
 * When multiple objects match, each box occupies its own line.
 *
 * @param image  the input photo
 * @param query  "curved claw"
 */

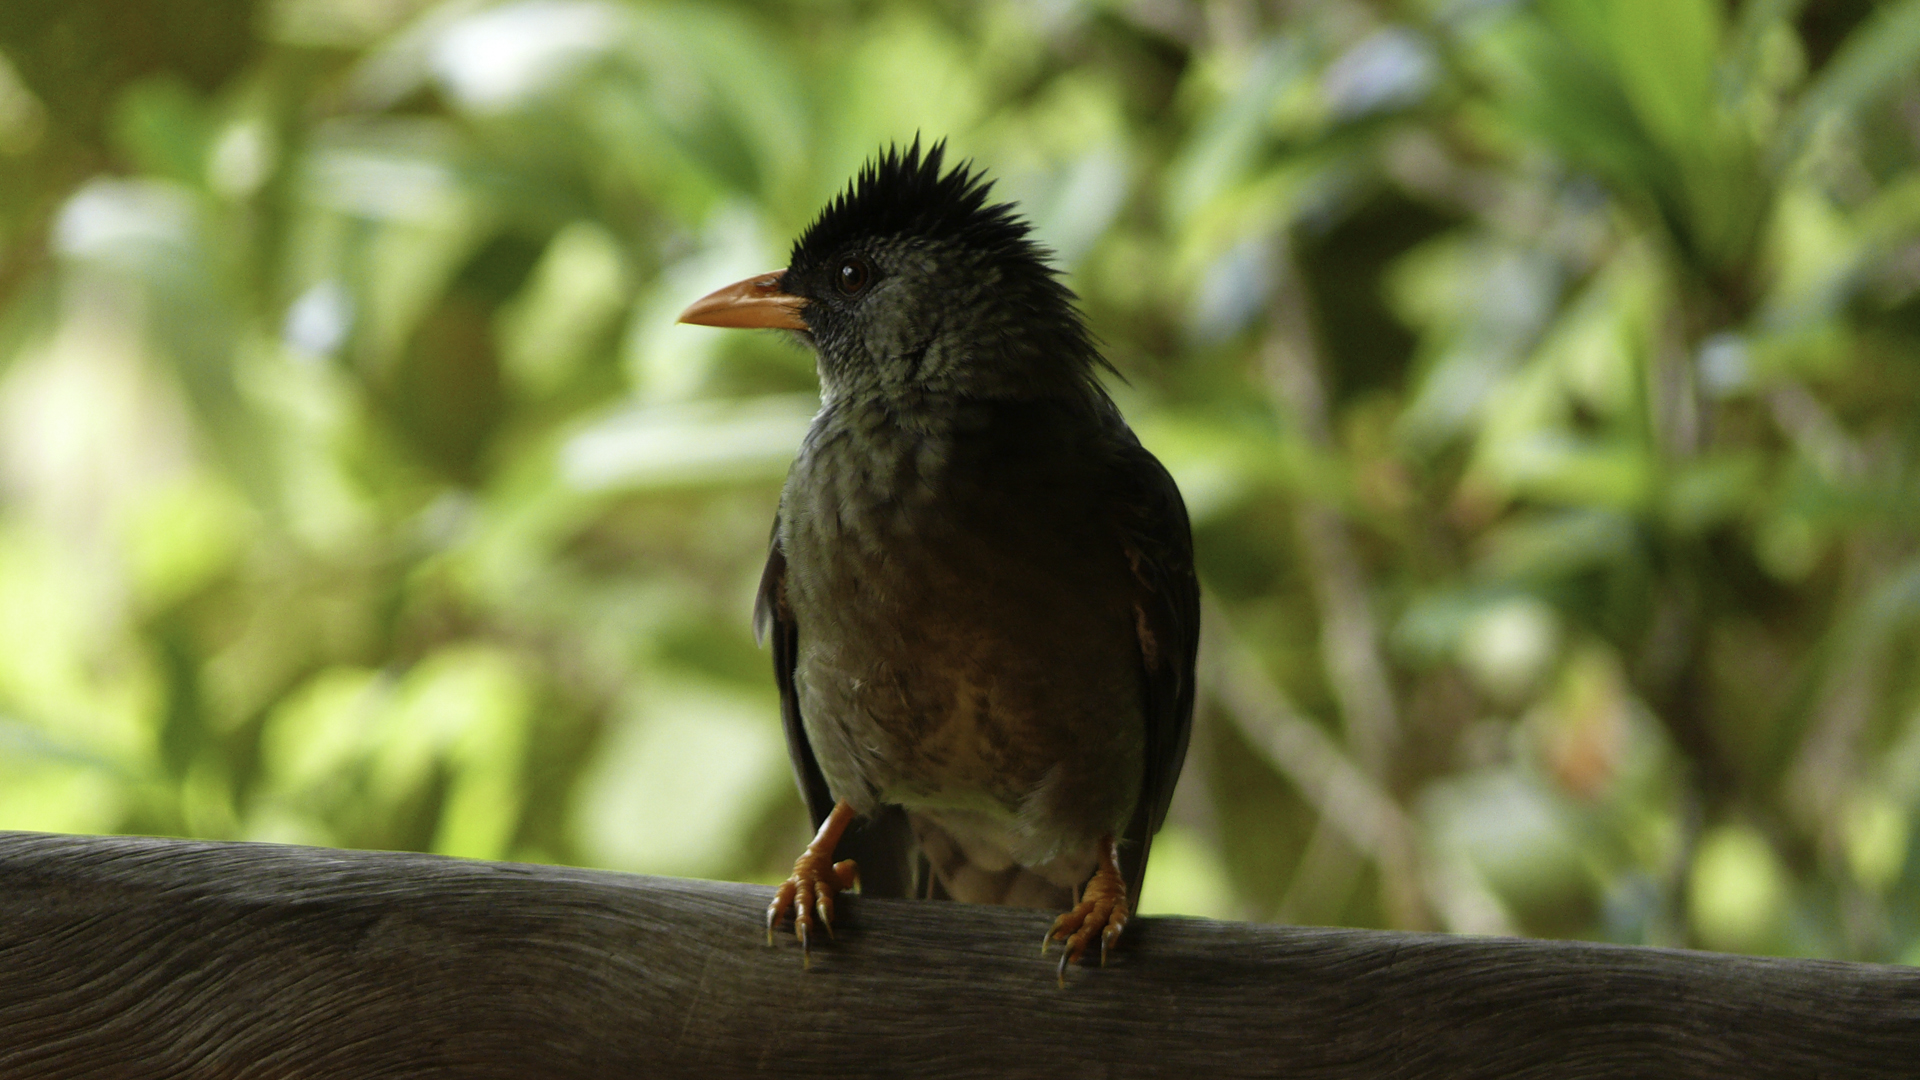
xmin=1101 ymin=917 xmax=1125 ymax=967
xmin=1046 ymin=835 xmax=1130 ymax=983
xmin=767 ymin=801 xmax=859 ymax=966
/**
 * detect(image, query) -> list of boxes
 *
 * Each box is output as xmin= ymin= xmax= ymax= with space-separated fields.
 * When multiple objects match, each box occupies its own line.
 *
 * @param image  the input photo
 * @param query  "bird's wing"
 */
xmin=755 ymin=519 xmax=915 ymax=897
xmin=1108 ymin=434 xmax=1201 ymax=905
xmin=754 ymin=526 xmax=835 ymax=827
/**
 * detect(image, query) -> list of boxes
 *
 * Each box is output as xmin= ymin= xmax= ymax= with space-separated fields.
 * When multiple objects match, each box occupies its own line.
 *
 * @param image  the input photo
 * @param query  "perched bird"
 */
xmin=678 ymin=139 xmax=1196 ymax=975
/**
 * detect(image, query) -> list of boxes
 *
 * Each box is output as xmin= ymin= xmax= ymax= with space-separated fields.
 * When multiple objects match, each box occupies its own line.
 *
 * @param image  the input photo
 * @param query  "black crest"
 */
xmin=788 ymin=137 xmax=1110 ymax=381
xmin=791 ymin=138 xmax=1047 ymax=273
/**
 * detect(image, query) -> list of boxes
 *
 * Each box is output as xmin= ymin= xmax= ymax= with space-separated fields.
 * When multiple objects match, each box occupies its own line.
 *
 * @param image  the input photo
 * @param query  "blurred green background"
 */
xmin=1 ymin=0 xmax=1918 ymax=962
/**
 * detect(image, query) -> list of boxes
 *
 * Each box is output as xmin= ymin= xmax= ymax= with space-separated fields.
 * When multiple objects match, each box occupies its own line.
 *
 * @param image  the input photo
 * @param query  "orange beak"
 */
xmin=676 ymin=272 xmax=809 ymax=330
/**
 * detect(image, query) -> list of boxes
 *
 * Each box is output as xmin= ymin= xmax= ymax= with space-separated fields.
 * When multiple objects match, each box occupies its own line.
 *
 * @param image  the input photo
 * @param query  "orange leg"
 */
xmin=1042 ymin=835 xmax=1128 ymax=983
xmin=767 ymin=800 xmax=860 ymax=965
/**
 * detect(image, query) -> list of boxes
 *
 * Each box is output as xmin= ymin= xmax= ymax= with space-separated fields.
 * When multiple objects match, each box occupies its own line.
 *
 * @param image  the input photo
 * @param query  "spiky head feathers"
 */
xmin=782 ymin=139 xmax=1102 ymax=402
xmin=790 ymin=139 xmax=1036 ymax=273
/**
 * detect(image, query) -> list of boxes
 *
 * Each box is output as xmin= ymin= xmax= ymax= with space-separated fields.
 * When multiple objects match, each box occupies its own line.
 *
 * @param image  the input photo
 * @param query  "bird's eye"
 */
xmin=836 ymin=257 xmax=871 ymax=296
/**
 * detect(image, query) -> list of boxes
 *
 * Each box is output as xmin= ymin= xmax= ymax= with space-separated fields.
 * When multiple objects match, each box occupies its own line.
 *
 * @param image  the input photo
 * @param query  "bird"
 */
xmin=678 ymin=138 xmax=1197 ymax=977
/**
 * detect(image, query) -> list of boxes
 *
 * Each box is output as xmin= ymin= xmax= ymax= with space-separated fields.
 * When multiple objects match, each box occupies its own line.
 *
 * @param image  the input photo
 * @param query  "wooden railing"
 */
xmin=3 ymin=831 xmax=1916 ymax=1078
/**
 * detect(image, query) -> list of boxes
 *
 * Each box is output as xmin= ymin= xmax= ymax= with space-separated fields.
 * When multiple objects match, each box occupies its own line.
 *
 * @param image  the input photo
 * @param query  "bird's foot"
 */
xmin=1042 ymin=835 xmax=1128 ymax=984
xmin=768 ymin=800 xmax=859 ymax=965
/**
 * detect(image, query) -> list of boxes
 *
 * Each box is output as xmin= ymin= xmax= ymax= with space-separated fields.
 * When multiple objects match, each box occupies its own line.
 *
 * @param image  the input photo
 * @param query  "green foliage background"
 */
xmin=2 ymin=0 xmax=1919 ymax=960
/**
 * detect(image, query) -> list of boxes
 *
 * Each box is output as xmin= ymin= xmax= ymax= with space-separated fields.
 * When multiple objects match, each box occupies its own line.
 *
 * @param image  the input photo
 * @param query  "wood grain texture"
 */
xmin=2 ymin=831 xmax=1916 ymax=1079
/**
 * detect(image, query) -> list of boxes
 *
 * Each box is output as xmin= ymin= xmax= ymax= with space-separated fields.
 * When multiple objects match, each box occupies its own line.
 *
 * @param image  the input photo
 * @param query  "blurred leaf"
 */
xmin=1138 ymin=825 xmax=1241 ymax=920
xmin=121 ymin=475 xmax=250 ymax=612
xmin=1779 ymin=0 xmax=1920 ymax=167
xmin=111 ymin=77 xmax=212 ymax=188
xmin=571 ymin=676 xmax=785 ymax=878
xmin=498 ymin=220 xmax=629 ymax=397
xmin=398 ymin=645 xmax=533 ymax=860
xmin=1689 ymin=822 xmax=1787 ymax=952
xmin=1594 ymin=0 xmax=1722 ymax=162
xmin=561 ymin=393 xmax=813 ymax=491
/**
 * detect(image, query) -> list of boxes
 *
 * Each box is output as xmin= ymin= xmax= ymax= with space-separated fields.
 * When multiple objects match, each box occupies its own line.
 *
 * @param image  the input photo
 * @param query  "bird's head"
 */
xmin=679 ymin=139 xmax=1102 ymax=405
